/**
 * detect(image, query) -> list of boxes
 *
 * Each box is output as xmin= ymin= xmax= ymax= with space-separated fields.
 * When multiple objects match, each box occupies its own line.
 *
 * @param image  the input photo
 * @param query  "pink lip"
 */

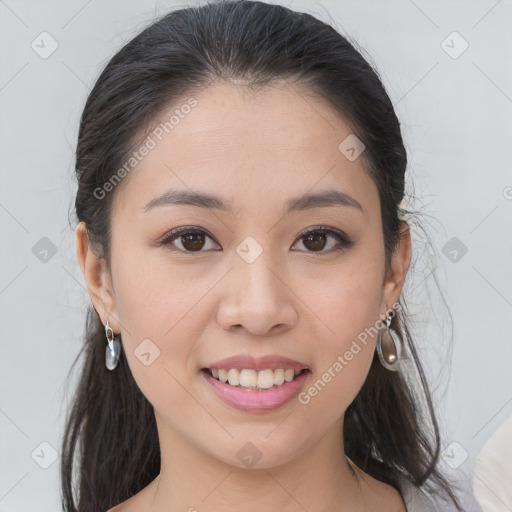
xmin=205 ymin=354 xmax=309 ymax=371
xmin=200 ymin=369 xmax=311 ymax=413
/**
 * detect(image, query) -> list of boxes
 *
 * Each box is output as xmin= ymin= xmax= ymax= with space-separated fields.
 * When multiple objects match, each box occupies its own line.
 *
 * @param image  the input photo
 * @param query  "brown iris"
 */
xmin=180 ymin=232 xmax=206 ymax=251
xmin=302 ymin=232 xmax=327 ymax=251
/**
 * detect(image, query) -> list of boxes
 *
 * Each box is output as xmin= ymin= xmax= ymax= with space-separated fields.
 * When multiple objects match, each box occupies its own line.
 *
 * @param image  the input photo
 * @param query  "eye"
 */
xmin=158 ymin=226 xmax=220 ymax=253
xmin=292 ymin=226 xmax=354 ymax=254
xmin=158 ymin=225 xmax=354 ymax=254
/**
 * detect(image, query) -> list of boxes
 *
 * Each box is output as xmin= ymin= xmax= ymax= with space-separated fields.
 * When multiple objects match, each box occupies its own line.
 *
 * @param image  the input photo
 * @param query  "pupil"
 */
xmin=183 ymin=233 xmax=204 ymax=251
xmin=304 ymin=232 xmax=326 ymax=251
xmin=180 ymin=232 xmax=328 ymax=252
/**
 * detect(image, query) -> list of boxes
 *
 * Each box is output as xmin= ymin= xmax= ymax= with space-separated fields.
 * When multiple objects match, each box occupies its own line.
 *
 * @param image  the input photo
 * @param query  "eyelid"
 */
xmin=157 ymin=225 xmax=220 ymax=247
xmin=293 ymin=225 xmax=354 ymax=253
xmin=158 ymin=225 xmax=354 ymax=253
xmin=295 ymin=225 xmax=349 ymax=242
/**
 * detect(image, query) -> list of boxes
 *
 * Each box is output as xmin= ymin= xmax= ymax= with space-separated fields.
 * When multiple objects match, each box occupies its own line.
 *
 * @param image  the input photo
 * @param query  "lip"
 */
xmin=201 ymin=368 xmax=311 ymax=412
xmin=204 ymin=354 xmax=309 ymax=371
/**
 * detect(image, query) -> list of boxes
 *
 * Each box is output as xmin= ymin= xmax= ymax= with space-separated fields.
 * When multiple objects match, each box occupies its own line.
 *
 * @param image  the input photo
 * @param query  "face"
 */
xmin=77 ymin=80 xmax=410 ymax=470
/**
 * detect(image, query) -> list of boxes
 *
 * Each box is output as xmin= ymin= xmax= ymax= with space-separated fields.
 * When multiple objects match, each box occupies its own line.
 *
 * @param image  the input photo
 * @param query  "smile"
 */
xmin=200 ymin=368 xmax=311 ymax=412
xmin=203 ymin=367 xmax=306 ymax=390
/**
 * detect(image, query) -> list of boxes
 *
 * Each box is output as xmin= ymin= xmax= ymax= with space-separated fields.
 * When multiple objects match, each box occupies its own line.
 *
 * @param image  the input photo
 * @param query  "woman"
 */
xmin=61 ymin=1 xmax=464 ymax=511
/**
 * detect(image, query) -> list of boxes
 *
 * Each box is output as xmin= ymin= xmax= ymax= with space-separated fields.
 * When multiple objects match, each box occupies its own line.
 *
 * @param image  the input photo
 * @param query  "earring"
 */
xmin=105 ymin=320 xmax=121 ymax=370
xmin=376 ymin=311 xmax=403 ymax=371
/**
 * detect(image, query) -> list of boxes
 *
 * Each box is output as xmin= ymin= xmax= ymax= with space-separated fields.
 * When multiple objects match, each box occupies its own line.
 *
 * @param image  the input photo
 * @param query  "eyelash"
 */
xmin=157 ymin=225 xmax=354 ymax=255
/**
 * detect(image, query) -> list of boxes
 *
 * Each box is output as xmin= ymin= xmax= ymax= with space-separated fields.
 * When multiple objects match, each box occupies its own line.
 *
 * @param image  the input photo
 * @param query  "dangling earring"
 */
xmin=376 ymin=310 xmax=403 ymax=371
xmin=105 ymin=320 xmax=121 ymax=370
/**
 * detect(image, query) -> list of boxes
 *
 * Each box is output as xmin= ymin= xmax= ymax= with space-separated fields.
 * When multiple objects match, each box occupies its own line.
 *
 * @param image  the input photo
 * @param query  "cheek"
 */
xmin=298 ymin=291 xmax=378 ymax=420
xmin=297 ymin=261 xmax=383 ymax=405
xmin=111 ymin=238 xmax=198 ymax=335
xmin=110 ymin=222 xmax=384 ymax=406
xmin=111 ymin=246 xmax=217 ymax=385
xmin=112 ymin=262 xmax=203 ymax=417
xmin=303 ymin=259 xmax=384 ymax=347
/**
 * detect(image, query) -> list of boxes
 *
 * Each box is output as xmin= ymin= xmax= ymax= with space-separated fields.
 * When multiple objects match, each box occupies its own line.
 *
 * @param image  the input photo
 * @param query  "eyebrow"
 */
xmin=143 ymin=189 xmax=365 ymax=215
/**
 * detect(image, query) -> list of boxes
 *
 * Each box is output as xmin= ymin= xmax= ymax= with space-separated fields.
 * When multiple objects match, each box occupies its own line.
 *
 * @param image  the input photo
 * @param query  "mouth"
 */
xmin=201 ymin=367 xmax=310 ymax=391
xmin=200 ymin=366 xmax=311 ymax=412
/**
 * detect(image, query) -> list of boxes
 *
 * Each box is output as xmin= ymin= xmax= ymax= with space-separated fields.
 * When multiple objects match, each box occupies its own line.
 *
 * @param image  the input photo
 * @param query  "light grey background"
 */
xmin=1 ymin=0 xmax=511 ymax=510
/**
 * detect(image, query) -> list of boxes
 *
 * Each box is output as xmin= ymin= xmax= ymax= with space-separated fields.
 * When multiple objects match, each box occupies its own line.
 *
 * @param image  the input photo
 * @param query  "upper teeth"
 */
xmin=210 ymin=368 xmax=301 ymax=389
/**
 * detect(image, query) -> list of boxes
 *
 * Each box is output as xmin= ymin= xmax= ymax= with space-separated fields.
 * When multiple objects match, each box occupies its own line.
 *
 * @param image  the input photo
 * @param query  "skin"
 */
xmin=76 ymin=79 xmax=411 ymax=512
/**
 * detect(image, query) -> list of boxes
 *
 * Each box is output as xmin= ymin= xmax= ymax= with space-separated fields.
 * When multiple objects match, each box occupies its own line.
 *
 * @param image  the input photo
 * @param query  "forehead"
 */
xmin=112 ymin=80 xmax=378 ymax=220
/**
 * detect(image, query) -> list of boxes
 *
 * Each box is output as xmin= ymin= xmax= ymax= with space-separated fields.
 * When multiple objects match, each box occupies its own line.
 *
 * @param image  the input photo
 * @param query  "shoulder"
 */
xmin=397 ymin=477 xmax=436 ymax=512
xmin=473 ymin=414 xmax=512 ymax=509
xmin=105 ymin=481 xmax=155 ymax=512
xmin=105 ymin=496 xmax=139 ymax=512
xmin=347 ymin=458 xmax=407 ymax=511
xmin=106 ymin=502 xmax=133 ymax=512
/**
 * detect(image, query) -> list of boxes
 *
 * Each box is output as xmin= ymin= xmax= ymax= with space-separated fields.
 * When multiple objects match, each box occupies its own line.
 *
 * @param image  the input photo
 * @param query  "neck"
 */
xmin=150 ymin=416 xmax=366 ymax=512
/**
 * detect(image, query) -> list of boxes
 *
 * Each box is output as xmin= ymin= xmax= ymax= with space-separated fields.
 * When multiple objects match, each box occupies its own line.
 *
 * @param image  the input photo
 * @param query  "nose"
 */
xmin=216 ymin=248 xmax=298 ymax=337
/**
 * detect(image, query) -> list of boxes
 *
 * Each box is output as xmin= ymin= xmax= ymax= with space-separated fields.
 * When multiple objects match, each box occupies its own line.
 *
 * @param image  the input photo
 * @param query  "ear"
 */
xmin=380 ymin=222 xmax=411 ymax=313
xmin=76 ymin=221 xmax=121 ymax=333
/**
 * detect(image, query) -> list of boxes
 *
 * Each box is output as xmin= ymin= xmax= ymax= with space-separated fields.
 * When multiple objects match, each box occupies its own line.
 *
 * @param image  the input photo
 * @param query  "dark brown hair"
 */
xmin=61 ymin=1 xmax=462 ymax=510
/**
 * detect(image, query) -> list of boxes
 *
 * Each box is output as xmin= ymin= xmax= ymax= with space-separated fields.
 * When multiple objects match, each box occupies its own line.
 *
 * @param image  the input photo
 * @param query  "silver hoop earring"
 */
xmin=376 ymin=311 xmax=402 ymax=371
xmin=105 ymin=320 xmax=121 ymax=370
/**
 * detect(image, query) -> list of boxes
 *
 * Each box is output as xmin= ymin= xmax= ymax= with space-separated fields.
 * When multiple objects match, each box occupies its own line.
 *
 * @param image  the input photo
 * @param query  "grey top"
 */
xmin=398 ymin=478 xmax=436 ymax=512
